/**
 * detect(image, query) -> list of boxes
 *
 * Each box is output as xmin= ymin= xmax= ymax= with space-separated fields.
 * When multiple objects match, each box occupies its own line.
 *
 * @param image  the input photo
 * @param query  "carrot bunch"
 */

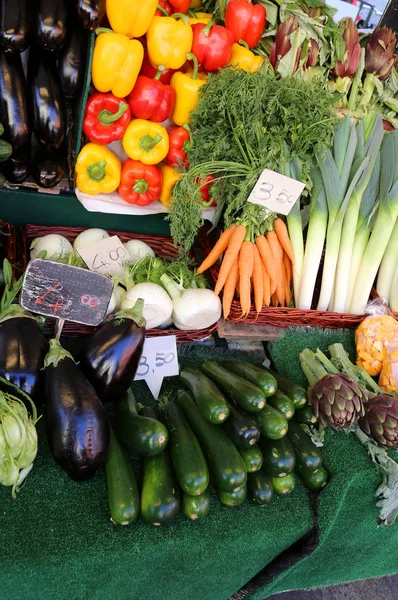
xmin=197 ymin=218 xmax=295 ymax=319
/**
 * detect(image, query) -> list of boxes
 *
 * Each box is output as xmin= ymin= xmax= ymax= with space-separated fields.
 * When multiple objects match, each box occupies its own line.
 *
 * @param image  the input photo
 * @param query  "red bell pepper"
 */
xmin=191 ymin=22 xmax=234 ymax=73
xmin=155 ymin=0 xmax=173 ymax=16
xmin=140 ymin=51 xmax=177 ymax=85
xmin=166 ymin=125 xmax=192 ymax=167
xmin=169 ymin=0 xmax=190 ymax=13
xmin=197 ymin=175 xmax=216 ymax=207
xmin=83 ymin=92 xmax=131 ymax=145
xmin=225 ymin=0 xmax=266 ymax=49
xmin=128 ymin=74 xmax=176 ymax=122
xmin=118 ymin=159 xmax=162 ymax=205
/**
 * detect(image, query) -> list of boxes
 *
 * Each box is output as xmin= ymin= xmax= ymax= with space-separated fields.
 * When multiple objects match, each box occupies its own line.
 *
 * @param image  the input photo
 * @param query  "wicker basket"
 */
xmin=20 ymin=225 xmax=218 ymax=341
xmin=199 ymin=225 xmax=394 ymax=329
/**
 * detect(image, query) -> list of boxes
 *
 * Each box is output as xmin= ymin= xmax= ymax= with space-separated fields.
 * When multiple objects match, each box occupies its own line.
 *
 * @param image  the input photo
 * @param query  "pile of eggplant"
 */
xmin=0 ymin=0 xmax=102 ymax=187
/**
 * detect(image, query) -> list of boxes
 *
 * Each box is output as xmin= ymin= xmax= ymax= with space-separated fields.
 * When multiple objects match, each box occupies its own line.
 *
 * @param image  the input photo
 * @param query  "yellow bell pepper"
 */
xmin=92 ymin=29 xmax=144 ymax=98
xmin=190 ymin=0 xmax=202 ymax=6
xmin=76 ymin=143 xmax=121 ymax=195
xmin=170 ymin=55 xmax=207 ymax=126
xmin=188 ymin=12 xmax=212 ymax=25
xmin=229 ymin=43 xmax=264 ymax=73
xmin=122 ymin=120 xmax=169 ymax=165
xmin=106 ymin=0 xmax=158 ymax=38
xmin=147 ymin=15 xmax=193 ymax=70
xmin=159 ymin=163 xmax=181 ymax=207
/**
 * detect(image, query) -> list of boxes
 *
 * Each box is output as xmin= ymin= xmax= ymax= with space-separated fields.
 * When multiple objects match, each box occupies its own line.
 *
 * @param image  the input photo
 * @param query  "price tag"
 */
xmin=134 ymin=336 xmax=179 ymax=399
xmin=247 ymin=169 xmax=305 ymax=216
xmin=77 ymin=236 xmax=131 ymax=276
xmin=20 ymin=259 xmax=114 ymax=326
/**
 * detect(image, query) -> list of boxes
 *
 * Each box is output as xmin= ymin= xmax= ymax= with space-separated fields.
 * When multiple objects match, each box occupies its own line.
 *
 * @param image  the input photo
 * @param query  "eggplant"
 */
xmin=1 ymin=149 xmax=30 ymax=183
xmin=0 ymin=0 xmax=34 ymax=53
xmin=36 ymin=0 xmax=68 ymax=51
xmin=75 ymin=0 xmax=105 ymax=30
xmin=44 ymin=339 xmax=110 ymax=481
xmin=0 ymin=50 xmax=31 ymax=152
xmin=58 ymin=27 xmax=88 ymax=98
xmin=32 ymin=147 xmax=65 ymax=188
xmin=80 ymin=300 xmax=146 ymax=403
xmin=28 ymin=44 xmax=66 ymax=152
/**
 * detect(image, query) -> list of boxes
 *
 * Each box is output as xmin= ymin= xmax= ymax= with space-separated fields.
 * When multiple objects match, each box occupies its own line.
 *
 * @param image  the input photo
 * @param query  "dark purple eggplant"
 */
xmin=28 ymin=44 xmax=66 ymax=152
xmin=2 ymin=149 xmax=30 ymax=183
xmin=80 ymin=300 xmax=146 ymax=402
xmin=36 ymin=0 xmax=68 ymax=51
xmin=0 ymin=50 xmax=31 ymax=152
xmin=44 ymin=339 xmax=110 ymax=481
xmin=32 ymin=147 xmax=65 ymax=188
xmin=58 ymin=27 xmax=88 ymax=98
xmin=75 ymin=0 xmax=105 ymax=30
xmin=0 ymin=0 xmax=34 ymax=52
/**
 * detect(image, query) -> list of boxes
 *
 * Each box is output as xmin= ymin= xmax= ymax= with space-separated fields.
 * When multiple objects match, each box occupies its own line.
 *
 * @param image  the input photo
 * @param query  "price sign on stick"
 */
xmin=247 ymin=169 xmax=305 ymax=216
xmin=135 ymin=336 xmax=179 ymax=399
xmin=77 ymin=236 xmax=131 ymax=276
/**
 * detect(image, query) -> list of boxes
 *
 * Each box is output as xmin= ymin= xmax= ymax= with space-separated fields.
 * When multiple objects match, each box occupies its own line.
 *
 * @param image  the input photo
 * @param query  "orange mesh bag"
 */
xmin=355 ymin=299 xmax=398 ymax=376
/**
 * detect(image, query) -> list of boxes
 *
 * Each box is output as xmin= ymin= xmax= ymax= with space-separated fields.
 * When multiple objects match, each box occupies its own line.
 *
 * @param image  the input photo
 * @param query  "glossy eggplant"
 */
xmin=28 ymin=44 xmax=66 ymax=152
xmin=80 ymin=300 xmax=146 ymax=402
xmin=0 ymin=0 xmax=34 ymax=52
xmin=31 ymin=147 xmax=65 ymax=188
xmin=58 ymin=27 xmax=88 ymax=98
xmin=75 ymin=0 xmax=105 ymax=30
xmin=44 ymin=339 xmax=110 ymax=481
xmin=1 ymin=149 xmax=30 ymax=183
xmin=36 ymin=0 xmax=68 ymax=51
xmin=0 ymin=50 xmax=31 ymax=152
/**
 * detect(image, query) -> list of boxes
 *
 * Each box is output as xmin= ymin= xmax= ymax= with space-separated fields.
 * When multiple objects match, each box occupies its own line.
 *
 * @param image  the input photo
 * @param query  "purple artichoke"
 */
xmin=359 ymin=394 xmax=398 ymax=448
xmin=309 ymin=373 xmax=366 ymax=429
xmin=333 ymin=18 xmax=361 ymax=78
xmin=365 ymin=26 xmax=396 ymax=80
xmin=269 ymin=17 xmax=301 ymax=74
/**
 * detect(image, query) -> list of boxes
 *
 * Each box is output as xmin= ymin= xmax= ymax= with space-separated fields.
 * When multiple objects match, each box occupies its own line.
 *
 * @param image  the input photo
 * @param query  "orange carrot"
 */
xmin=223 ymin=261 xmax=239 ymax=320
xmin=238 ymin=241 xmax=254 ymax=317
xmin=197 ymin=224 xmax=237 ymax=274
xmin=284 ymin=260 xmax=292 ymax=306
xmin=267 ymin=231 xmax=284 ymax=300
xmin=283 ymin=252 xmax=292 ymax=284
xmin=214 ymin=224 xmax=246 ymax=295
xmin=276 ymin=278 xmax=285 ymax=306
xmin=252 ymin=245 xmax=264 ymax=314
xmin=262 ymin=263 xmax=271 ymax=306
xmin=270 ymin=276 xmax=277 ymax=296
xmin=255 ymin=235 xmax=278 ymax=282
xmin=271 ymin=292 xmax=278 ymax=307
xmin=273 ymin=218 xmax=294 ymax=263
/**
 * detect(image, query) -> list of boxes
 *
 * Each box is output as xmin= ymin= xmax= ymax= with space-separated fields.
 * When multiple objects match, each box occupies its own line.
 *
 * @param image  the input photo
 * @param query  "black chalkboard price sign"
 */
xmin=20 ymin=259 xmax=114 ymax=326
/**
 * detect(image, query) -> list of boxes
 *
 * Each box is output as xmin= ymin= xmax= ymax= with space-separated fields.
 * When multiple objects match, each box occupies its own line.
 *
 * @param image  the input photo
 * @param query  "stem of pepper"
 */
xmin=203 ymin=20 xmax=214 ymax=36
xmin=186 ymin=53 xmax=199 ymax=80
xmin=98 ymin=103 xmax=128 ymax=126
xmin=156 ymin=3 xmax=169 ymax=16
xmin=95 ymin=27 xmax=115 ymax=36
xmin=133 ymin=179 xmax=149 ymax=194
xmin=87 ymin=161 xmax=107 ymax=182
xmin=171 ymin=13 xmax=190 ymax=24
xmin=154 ymin=66 xmax=166 ymax=81
xmin=182 ymin=123 xmax=193 ymax=152
xmin=239 ymin=39 xmax=250 ymax=50
xmin=140 ymin=134 xmax=162 ymax=152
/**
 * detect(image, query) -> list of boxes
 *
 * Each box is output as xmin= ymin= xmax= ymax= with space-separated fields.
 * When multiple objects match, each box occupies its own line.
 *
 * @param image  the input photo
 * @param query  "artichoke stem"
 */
xmin=299 ymin=349 xmax=329 ymax=386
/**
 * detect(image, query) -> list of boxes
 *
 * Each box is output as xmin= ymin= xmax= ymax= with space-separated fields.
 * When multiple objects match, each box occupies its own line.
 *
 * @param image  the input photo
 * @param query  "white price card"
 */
xmin=77 ymin=236 xmax=131 ymax=276
xmin=247 ymin=169 xmax=305 ymax=215
xmin=134 ymin=336 xmax=179 ymax=399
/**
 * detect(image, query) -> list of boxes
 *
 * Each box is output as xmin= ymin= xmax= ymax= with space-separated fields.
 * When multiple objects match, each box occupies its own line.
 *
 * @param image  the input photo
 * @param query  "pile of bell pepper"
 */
xmin=75 ymin=0 xmax=266 ymax=208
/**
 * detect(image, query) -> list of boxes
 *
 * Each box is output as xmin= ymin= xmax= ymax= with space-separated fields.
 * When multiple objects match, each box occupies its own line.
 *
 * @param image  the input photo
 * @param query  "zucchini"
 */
xmin=176 ymin=389 xmax=247 ymax=493
xmin=255 ymin=405 xmax=288 ymax=439
xmin=260 ymin=436 xmax=295 ymax=478
xmin=218 ymin=485 xmax=247 ymax=507
xmin=114 ymin=392 xmax=168 ymax=456
xmin=180 ymin=367 xmax=230 ymax=424
xmin=201 ymin=361 xmax=266 ymax=413
xmin=239 ymin=444 xmax=263 ymax=473
xmin=287 ymin=419 xmax=322 ymax=470
xmin=105 ymin=429 xmax=140 ymax=525
xmin=0 ymin=140 xmax=12 ymax=162
xmin=296 ymin=464 xmax=328 ymax=491
xmin=219 ymin=360 xmax=276 ymax=397
xmin=183 ymin=490 xmax=211 ymax=520
xmin=272 ymin=473 xmax=296 ymax=495
xmin=162 ymin=401 xmax=209 ymax=496
xmin=141 ymin=449 xmax=180 ymax=526
xmin=223 ymin=403 xmax=260 ymax=448
xmin=295 ymin=405 xmax=318 ymax=425
xmin=268 ymin=391 xmax=295 ymax=420
xmin=247 ymin=470 xmax=274 ymax=505
xmin=139 ymin=405 xmax=160 ymax=419
xmin=266 ymin=369 xmax=307 ymax=408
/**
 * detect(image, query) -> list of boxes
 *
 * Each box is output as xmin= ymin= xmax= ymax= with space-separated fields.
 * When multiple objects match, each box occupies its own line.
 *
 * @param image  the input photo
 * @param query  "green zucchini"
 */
xmin=296 ymin=464 xmax=328 ymax=490
xmin=114 ymin=392 xmax=168 ymax=456
xmin=218 ymin=485 xmax=247 ymax=507
xmin=180 ymin=367 xmax=230 ymax=424
xmin=255 ymin=405 xmax=288 ymax=439
xmin=295 ymin=405 xmax=318 ymax=425
xmin=219 ymin=360 xmax=276 ymax=397
xmin=272 ymin=473 xmax=296 ymax=495
xmin=287 ymin=419 xmax=322 ymax=470
xmin=0 ymin=139 xmax=12 ymax=162
xmin=268 ymin=391 xmax=295 ymax=420
xmin=105 ymin=429 xmax=140 ymax=525
xmin=183 ymin=490 xmax=211 ymax=520
xmin=201 ymin=361 xmax=266 ymax=413
xmin=260 ymin=436 xmax=295 ymax=478
xmin=141 ymin=449 xmax=180 ymax=526
xmin=162 ymin=401 xmax=209 ymax=496
xmin=176 ymin=389 xmax=247 ymax=493
xmin=266 ymin=370 xmax=308 ymax=408
xmin=247 ymin=470 xmax=274 ymax=505
xmin=239 ymin=444 xmax=263 ymax=473
xmin=223 ymin=403 xmax=260 ymax=448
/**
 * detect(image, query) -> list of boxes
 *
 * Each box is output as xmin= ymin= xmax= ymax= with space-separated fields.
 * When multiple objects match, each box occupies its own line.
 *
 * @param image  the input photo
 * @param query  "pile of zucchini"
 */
xmin=105 ymin=360 xmax=328 ymax=526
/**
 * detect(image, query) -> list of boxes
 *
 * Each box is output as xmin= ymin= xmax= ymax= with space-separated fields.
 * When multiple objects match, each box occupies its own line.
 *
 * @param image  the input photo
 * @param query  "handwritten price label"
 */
xmin=135 ymin=336 xmax=179 ymax=399
xmin=77 ymin=236 xmax=131 ymax=276
xmin=247 ymin=169 xmax=305 ymax=216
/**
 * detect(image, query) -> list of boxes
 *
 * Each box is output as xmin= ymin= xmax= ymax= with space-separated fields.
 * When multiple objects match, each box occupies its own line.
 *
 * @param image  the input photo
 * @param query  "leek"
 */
xmin=390 ymin=262 xmax=398 ymax=312
xmin=376 ymin=217 xmax=398 ymax=303
xmin=286 ymin=158 xmax=304 ymax=304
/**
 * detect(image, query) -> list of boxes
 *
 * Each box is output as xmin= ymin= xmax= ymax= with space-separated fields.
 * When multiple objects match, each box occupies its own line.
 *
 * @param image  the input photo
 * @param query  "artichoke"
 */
xmin=365 ymin=26 xmax=396 ymax=80
xmin=359 ymin=394 xmax=398 ymax=448
xmin=333 ymin=18 xmax=361 ymax=78
xmin=269 ymin=17 xmax=301 ymax=76
xmin=309 ymin=373 xmax=366 ymax=429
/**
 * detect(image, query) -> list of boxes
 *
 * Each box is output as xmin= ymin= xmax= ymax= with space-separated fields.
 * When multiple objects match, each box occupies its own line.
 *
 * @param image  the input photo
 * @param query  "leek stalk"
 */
xmin=390 ymin=263 xmax=398 ymax=312
xmin=376 ymin=217 xmax=398 ymax=303
xmin=286 ymin=157 xmax=304 ymax=305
